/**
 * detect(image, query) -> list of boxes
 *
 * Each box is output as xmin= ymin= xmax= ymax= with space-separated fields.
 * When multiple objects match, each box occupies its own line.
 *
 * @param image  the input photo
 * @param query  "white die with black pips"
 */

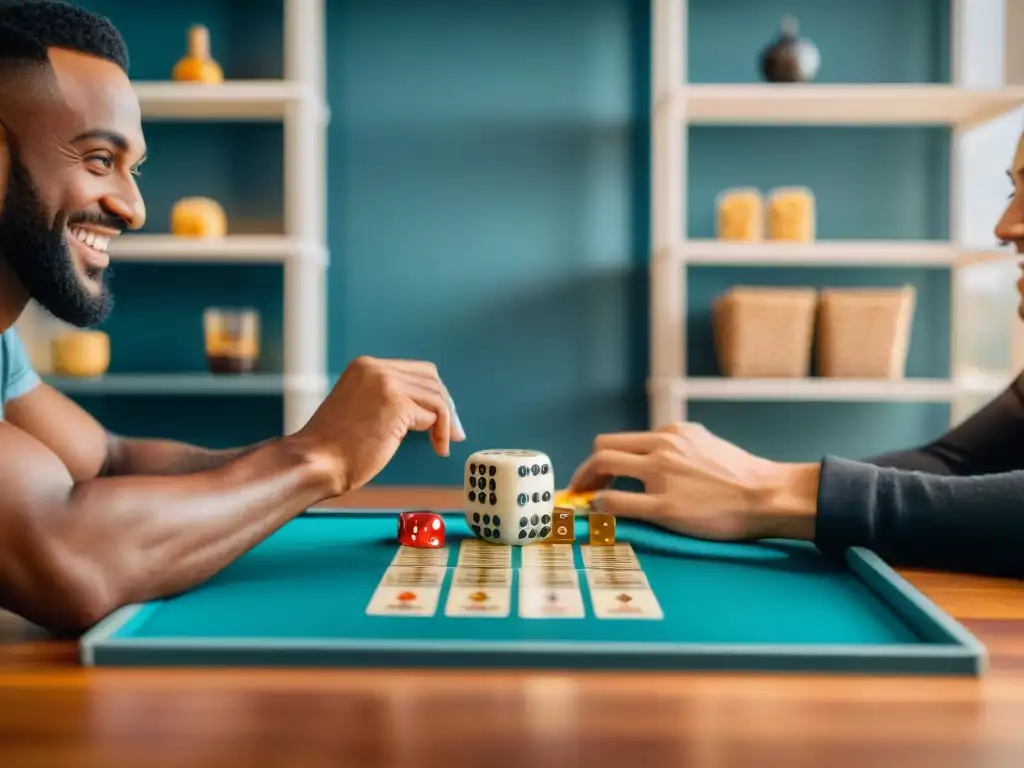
xmin=464 ymin=449 xmax=555 ymax=545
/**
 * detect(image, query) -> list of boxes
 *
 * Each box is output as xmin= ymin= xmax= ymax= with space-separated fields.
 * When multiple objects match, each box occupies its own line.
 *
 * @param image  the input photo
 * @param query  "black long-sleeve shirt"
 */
xmin=815 ymin=373 xmax=1024 ymax=577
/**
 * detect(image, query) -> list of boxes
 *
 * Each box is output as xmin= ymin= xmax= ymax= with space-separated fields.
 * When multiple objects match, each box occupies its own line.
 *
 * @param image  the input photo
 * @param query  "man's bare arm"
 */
xmin=4 ymin=382 xmax=264 ymax=477
xmin=0 ymin=421 xmax=339 ymax=632
xmin=0 ymin=355 xmax=468 ymax=632
xmin=103 ymin=434 xmax=272 ymax=476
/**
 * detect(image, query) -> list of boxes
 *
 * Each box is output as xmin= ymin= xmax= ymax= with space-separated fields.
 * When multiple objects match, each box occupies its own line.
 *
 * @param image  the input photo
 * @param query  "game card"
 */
xmin=457 ymin=554 xmax=512 ymax=569
xmin=444 ymin=585 xmax=512 ymax=618
xmin=379 ymin=565 xmax=447 ymax=588
xmin=581 ymin=543 xmax=640 ymax=570
xmin=457 ymin=540 xmax=512 ymax=568
xmin=452 ymin=567 xmax=513 ymax=587
xmin=391 ymin=546 xmax=450 ymax=568
xmin=521 ymin=543 xmax=574 ymax=570
xmin=459 ymin=539 xmax=503 ymax=551
xmin=589 ymin=587 xmax=664 ymax=620
xmin=366 ymin=564 xmax=449 ymax=617
xmin=586 ymin=568 xmax=650 ymax=590
xmin=518 ymin=567 xmax=580 ymax=590
xmin=518 ymin=587 xmax=585 ymax=619
xmin=366 ymin=585 xmax=443 ymax=617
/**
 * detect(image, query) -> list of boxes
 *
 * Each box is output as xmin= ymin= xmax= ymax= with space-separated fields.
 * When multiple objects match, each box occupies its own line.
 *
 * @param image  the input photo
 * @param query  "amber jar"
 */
xmin=203 ymin=307 xmax=259 ymax=374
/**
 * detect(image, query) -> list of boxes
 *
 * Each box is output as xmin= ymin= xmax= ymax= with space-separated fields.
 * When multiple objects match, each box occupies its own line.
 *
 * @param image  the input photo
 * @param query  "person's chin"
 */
xmin=84 ymin=265 xmax=107 ymax=287
xmin=67 ymin=268 xmax=105 ymax=301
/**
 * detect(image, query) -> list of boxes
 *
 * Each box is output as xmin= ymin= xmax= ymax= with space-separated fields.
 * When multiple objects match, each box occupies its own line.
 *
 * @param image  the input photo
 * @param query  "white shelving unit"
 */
xmin=662 ymin=240 xmax=1008 ymax=269
xmin=32 ymin=0 xmax=330 ymax=434
xmin=679 ymin=83 xmax=1024 ymax=127
xmin=43 ymin=373 xmax=289 ymax=396
xmin=653 ymin=372 xmax=1011 ymax=404
xmin=132 ymin=80 xmax=316 ymax=120
xmin=108 ymin=234 xmax=327 ymax=265
xmin=648 ymin=0 xmax=1024 ymax=429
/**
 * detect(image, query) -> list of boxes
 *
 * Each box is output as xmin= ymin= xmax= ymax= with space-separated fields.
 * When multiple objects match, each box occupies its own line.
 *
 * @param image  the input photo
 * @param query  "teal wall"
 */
xmin=67 ymin=0 xmax=954 ymax=482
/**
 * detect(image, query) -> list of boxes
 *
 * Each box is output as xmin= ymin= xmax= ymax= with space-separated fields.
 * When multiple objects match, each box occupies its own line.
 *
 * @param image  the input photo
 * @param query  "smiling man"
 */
xmin=0 ymin=1 xmax=466 ymax=632
xmin=0 ymin=6 xmax=145 ymax=331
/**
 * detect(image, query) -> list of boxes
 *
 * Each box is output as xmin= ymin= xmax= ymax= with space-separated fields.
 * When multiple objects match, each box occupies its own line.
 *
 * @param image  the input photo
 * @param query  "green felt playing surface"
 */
xmin=110 ymin=512 xmax=925 ymax=646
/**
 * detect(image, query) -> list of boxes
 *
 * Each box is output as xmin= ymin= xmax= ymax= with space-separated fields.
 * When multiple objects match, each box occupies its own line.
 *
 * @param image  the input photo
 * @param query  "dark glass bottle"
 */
xmin=759 ymin=16 xmax=820 ymax=83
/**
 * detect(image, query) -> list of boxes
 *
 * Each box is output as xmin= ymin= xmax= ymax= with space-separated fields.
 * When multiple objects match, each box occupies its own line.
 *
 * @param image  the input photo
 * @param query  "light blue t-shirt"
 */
xmin=0 ymin=327 xmax=41 ymax=419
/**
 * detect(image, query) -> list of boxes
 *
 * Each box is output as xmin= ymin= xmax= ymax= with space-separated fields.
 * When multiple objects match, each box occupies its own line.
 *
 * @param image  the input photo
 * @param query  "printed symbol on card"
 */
xmin=446 ymin=585 xmax=510 ymax=617
xmin=590 ymin=588 xmax=663 ymax=619
xmin=541 ymin=590 xmax=568 ymax=615
xmin=389 ymin=591 xmax=422 ymax=610
xmin=463 ymin=590 xmax=499 ymax=612
xmin=608 ymin=592 xmax=641 ymax=614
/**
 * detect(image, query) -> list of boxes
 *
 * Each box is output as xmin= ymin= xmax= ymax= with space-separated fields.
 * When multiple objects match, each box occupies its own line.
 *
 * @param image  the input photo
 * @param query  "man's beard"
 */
xmin=0 ymin=149 xmax=114 ymax=328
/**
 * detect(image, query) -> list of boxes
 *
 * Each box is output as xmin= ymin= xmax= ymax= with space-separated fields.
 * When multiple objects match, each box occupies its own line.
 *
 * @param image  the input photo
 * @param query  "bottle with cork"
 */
xmin=172 ymin=24 xmax=224 ymax=84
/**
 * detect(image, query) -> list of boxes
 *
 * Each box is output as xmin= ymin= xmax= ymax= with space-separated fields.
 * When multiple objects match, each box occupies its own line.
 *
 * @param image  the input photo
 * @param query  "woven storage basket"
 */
xmin=815 ymin=285 xmax=916 ymax=379
xmin=712 ymin=287 xmax=818 ymax=377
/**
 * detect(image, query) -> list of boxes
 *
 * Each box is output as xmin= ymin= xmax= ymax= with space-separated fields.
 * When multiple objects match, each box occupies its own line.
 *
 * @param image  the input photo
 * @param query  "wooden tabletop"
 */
xmin=2 ymin=491 xmax=1024 ymax=766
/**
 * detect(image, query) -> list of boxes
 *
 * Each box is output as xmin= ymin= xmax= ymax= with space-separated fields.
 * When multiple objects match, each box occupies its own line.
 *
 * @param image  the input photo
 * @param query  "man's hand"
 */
xmin=568 ymin=422 xmax=819 ymax=542
xmin=294 ymin=356 xmax=466 ymax=494
xmin=0 ymin=354 xmax=464 ymax=631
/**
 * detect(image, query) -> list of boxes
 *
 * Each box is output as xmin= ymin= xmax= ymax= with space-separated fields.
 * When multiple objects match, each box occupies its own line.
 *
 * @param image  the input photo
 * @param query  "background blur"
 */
xmin=22 ymin=0 xmax=1024 ymax=485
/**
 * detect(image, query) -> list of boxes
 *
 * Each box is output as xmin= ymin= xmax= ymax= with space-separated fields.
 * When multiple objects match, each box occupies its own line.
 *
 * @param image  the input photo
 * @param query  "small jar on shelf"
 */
xmin=767 ymin=186 xmax=815 ymax=242
xmin=204 ymin=307 xmax=260 ymax=374
xmin=52 ymin=330 xmax=111 ymax=377
xmin=715 ymin=187 xmax=764 ymax=241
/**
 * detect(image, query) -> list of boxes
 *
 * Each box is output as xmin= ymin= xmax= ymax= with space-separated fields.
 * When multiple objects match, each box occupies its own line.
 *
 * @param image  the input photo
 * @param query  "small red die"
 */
xmin=397 ymin=510 xmax=445 ymax=548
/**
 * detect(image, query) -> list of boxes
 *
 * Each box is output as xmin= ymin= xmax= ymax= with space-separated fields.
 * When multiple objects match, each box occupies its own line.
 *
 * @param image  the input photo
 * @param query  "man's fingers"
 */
xmin=593 ymin=489 xmax=663 ymax=519
xmin=569 ymin=449 xmax=652 ymax=490
xmin=392 ymin=366 xmax=445 ymax=390
xmin=398 ymin=380 xmax=453 ymax=456
xmin=386 ymin=359 xmax=439 ymax=375
xmin=401 ymin=402 xmax=441 ymax=439
xmin=391 ymin=365 xmax=466 ymax=442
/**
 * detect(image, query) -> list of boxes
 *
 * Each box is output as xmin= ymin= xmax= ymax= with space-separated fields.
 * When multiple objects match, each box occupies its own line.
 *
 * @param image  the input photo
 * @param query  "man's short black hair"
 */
xmin=0 ymin=0 xmax=128 ymax=72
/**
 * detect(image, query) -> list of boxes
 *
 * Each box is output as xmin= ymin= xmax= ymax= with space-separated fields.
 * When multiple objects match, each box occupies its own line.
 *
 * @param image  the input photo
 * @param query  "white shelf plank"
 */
xmin=665 ymin=240 xmax=1010 ymax=268
xmin=650 ymin=375 xmax=1008 ymax=403
xmin=109 ymin=235 xmax=326 ymax=264
xmin=133 ymin=80 xmax=311 ymax=120
xmin=45 ymin=373 xmax=287 ymax=396
xmin=679 ymin=84 xmax=1024 ymax=127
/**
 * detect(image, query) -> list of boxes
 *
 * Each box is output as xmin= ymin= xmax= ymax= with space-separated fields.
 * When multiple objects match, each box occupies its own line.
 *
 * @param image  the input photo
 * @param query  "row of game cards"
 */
xmin=365 ymin=541 xmax=663 ymax=620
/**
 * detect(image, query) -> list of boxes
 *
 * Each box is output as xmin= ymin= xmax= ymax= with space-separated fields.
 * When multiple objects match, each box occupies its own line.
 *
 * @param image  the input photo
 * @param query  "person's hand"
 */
xmin=294 ymin=356 xmax=466 ymax=494
xmin=567 ymin=422 xmax=819 ymax=541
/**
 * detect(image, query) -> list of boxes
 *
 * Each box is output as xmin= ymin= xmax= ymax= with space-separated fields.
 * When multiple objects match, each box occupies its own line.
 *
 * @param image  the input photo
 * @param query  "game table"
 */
xmin=3 ymin=488 xmax=1024 ymax=766
xmin=79 ymin=509 xmax=985 ymax=675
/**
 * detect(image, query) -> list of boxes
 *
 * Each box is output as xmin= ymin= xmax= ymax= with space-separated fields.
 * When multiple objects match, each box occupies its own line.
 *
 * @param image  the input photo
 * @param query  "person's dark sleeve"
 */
xmin=814 ymin=455 xmax=1024 ymax=578
xmin=864 ymin=372 xmax=1024 ymax=475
